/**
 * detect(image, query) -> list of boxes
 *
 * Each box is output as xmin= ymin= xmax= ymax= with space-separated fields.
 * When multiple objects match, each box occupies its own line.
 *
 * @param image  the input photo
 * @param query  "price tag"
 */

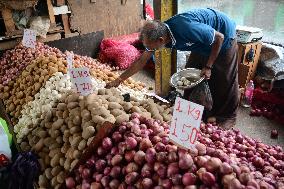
xmin=169 ymin=97 xmax=204 ymax=150
xmin=23 ymin=29 xmax=36 ymax=48
xmin=69 ymin=67 xmax=93 ymax=96
xmin=66 ymin=52 xmax=74 ymax=69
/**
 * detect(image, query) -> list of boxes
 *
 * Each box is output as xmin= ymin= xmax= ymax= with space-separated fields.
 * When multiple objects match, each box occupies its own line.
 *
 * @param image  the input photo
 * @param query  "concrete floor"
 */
xmin=130 ymin=69 xmax=284 ymax=148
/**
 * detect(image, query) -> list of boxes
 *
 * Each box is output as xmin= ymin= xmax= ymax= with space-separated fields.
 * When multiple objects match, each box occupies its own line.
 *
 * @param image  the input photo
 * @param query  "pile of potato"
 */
xmin=0 ymin=55 xmax=67 ymax=124
xmin=18 ymin=88 xmax=172 ymax=188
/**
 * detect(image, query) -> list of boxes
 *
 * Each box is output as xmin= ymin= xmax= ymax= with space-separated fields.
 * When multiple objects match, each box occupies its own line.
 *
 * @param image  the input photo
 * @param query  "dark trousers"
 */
xmin=184 ymin=39 xmax=239 ymax=121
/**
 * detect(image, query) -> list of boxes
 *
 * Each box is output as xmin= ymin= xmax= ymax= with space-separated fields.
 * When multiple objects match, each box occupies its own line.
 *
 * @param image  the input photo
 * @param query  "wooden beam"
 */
xmin=47 ymin=0 xmax=56 ymax=24
xmin=1 ymin=8 xmax=16 ymax=33
xmin=57 ymin=0 xmax=71 ymax=34
xmin=153 ymin=0 xmax=177 ymax=96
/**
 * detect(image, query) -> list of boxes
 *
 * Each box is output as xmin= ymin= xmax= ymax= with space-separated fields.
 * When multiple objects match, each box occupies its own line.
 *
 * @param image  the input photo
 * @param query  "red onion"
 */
xmin=111 ymin=155 xmax=123 ymax=166
xmin=141 ymin=163 xmax=153 ymax=178
xmin=156 ymin=164 xmax=167 ymax=178
xmin=118 ymin=126 xmax=127 ymax=134
xmin=229 ymin=178 xmax=243 ymax=189
xmin=111 ymin=147 xmax=119 ymax=155
xmin=110 ymin=166 xmax=121 ymax=178
xmin=134 ymin=151 xmax=145 ymax=165
xmin=97 ymin=147 xmax=106 ymax=156
xmin=82 ymin=168 xmax=91 ymax=179
xmin=112 ymin=132 xmax=123 ymax=143
xmin=270 ymin=130 xmax=278 ymax=139
xmin=179 ymin=153 xmax=193 ymax=170
xmin=95 ymin=159 xmax=106 ymax=172
xmin=126 ymin=162 xmax=139 ymax=173
xmin=168 ymin=152 xmax=178 ymax=163
xmin=220 ymin=162 xmax=233 ymax=175
xmin=204 ymin=157 xmax=222 ymax=172
xmin=124 ymin=150 xmax=135 ymax=162
xmin=145 ymin=148 xmax=156 ymax=164
xmin=109 ymin=179 xmax=120 ymax=189
xmin=125 ymin=172 xmax=139 ymax=185
xmin=101 ymin=176 xmax=110 ymax=187
xmin=126 ymin=137 xmax=137 ymax=150
xmin=184 ymin=185 xmax=198 ymax=189
xmin=182 ymin=173 xmax=197 ymax=186
xmin=131 ymin=112 xmax=140 ymax=119
xmin=167 ymin=162 xmax=179 ymax=177
xmin=171 ymin=174 xmax=182 ymax=185
xmin=142 ymin=178 xmax=153 ymax=189
xmin=82 ymin=183 xmax=91 ymax=189
xmin=196 ymin=143 xmax=206 ymax=155
xmin=91 ymin=182 xmax=102 ymax=189
xmin=156 ymin=152 xmax=167 ymax=162
xmin=252 ymin=157 xmax=264 ymax=168
xmin=65 ymin=177 xmax=76 ymax=188
xmin=102 ymin=137 xmax=113 ymax=150
xmin=200 ymin=172 xmax=216 ymax=185
xmin=104 ymin=167 xmax=111 ymax=175
xmin=161 ymin=179 xmax=173 ymax=189
xmin=139 ymin=138 xmax=153 ymax=151
xmin=118 ymin=142 xmax=127 ymax=154
xmin=95 ymin=174 xmax=103 ymax=182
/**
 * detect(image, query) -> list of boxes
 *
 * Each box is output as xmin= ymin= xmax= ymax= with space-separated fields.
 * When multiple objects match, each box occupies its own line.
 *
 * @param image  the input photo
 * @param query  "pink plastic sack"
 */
xmin=99 ymin=39 xmax=141 ymax=70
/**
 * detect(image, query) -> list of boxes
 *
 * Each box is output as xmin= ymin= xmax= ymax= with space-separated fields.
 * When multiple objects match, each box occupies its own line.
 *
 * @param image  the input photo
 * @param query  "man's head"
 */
xmin=140 ymin=20 xmax=169 ymax=51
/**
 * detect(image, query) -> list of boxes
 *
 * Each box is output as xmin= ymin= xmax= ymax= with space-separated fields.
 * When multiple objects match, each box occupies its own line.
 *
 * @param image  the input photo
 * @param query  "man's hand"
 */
xmin=106 ymin=78 xmax=122 ymax=89
xmin=201 ymin=67 xmax=211 ymax=80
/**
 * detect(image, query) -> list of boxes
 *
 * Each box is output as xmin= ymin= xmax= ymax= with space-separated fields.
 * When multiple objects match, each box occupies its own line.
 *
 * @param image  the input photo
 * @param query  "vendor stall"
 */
xmin=0 ymin=0 xmax=283 ymax=189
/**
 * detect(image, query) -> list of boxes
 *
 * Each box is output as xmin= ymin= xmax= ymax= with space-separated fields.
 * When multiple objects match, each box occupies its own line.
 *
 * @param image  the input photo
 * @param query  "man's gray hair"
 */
xmin=140 ymin=20 xmax=168 ymax=41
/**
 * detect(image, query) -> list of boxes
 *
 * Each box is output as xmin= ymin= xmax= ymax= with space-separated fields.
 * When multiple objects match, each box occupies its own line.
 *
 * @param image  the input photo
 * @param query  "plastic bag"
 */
xmin=188 ymin=81 xmax=213 ymax=110
xmin=99 ymin=39 xmax=141 ymax=70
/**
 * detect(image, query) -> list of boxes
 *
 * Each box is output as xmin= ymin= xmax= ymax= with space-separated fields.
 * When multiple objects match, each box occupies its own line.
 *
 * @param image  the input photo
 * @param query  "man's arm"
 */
xmin=206 ymin=31 xmax=224 ymax=68
xmin=120 ymin=51 xmax=153 ymax=81
xmin=106 ymin=51 xmax=153 ymax=88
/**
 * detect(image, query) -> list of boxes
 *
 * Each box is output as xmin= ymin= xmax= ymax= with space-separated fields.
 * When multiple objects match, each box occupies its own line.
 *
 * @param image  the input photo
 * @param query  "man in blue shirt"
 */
xmin=106 ymin=8 xmax=239 ymax=129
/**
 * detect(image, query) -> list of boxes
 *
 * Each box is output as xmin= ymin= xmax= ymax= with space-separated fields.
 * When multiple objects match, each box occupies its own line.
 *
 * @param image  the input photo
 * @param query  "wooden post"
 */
xmin=57 ymin=0 xmax=71 ymax=35
xmin=153 ymin=0 xmax=177 ymax=97
xmin=47 ymin=0 xmax=56 ymax=27
xmin=1 ymin=8 xmax=16 ymax=34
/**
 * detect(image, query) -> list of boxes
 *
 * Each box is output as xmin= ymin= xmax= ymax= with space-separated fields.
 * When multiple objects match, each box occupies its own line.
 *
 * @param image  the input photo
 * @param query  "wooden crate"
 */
xmin=238 ymin=41 xmax=262 ymax=88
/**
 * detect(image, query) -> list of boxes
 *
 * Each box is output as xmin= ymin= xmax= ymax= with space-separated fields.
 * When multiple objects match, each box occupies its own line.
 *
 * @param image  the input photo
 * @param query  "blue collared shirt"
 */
xmin=164 ymin=8 xmax=236 ymax=56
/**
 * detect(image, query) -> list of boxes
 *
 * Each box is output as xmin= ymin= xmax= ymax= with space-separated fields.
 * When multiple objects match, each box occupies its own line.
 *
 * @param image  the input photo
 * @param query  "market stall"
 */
xmin=0 ymin=0 xmax=283 ymax=189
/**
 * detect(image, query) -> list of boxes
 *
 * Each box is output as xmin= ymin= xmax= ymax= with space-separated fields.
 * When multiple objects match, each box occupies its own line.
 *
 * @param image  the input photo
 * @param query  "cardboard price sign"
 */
xmin=66 ymin=52 xmax=74 ymax=69
xmin=23 ymin=29 xmax=36 ymax=48
xmin=169 ymin=97 xmax=204 ymax=150
xmin=69 ymin=67 xmax=93 ymax=96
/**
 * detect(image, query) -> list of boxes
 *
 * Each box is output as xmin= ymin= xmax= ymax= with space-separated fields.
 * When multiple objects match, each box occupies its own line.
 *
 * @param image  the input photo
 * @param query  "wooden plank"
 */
xmin=1 ymin=8 xmax=16 ymax=33
xmin=46 ymin=31 xmax=104 ymax=58
xmin=237 ymin=41 xmax=262 ymax=88
xmin=38 ymin=33 xmax=61 ymax=42
xmin=47 ymin=0 xmax=56 ymax=24
xmin=0 ymin=39 xmax=21 ymax=51
xmin=61 ymin=14 xmax=71 ymax=34
xmin=57 ymin=0 xmax=71 ymax=35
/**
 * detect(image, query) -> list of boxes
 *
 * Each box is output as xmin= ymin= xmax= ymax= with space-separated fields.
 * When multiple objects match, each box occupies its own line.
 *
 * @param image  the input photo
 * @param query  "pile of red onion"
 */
xmin=65 ymin=113 xmax=284 ymax=189
xmin=0 ymin=43 xmax=63 ymax=86
xmin=72 ymin=53 xmax=117 ymax=71
xmin=0 ymin=43 xmax=116 ymax=86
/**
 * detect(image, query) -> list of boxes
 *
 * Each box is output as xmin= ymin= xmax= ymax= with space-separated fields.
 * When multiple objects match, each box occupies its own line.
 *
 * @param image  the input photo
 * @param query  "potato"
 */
xmin=78 ymin=139 xmax=87 ymax=151
xmin=51 ymin=166 xmax=62 ymax=176
xmin=33 ymin=138 xmax=44 ymax=152
xmin=82 ymin=126 xmax=95 ymax=139
xmin=73 ymin=115 xmax=81 ymax=126
xmin=52 ymin=119 xmax=64 ymax=130
xmin=122 ymin=102 xmax=133 ymax=111
xmin=115 ymin=114 xmax=129 ymax=124
xmin=49 ymin=148 xmax=61 ymax=157
xmin=67 ymin=102 xmax=79 ymax=109
xmin=71 ymin=136 xmax=82 ymax=147
xmin=73 ymin=150 xmax=81 ymax=159
xmin=92 ymin=115 xmax=105 ymax=124
xmin=81 ymin=109 xmax=91 ymax=121
xmin=64 ymin=158 xmax=71 ymax=171
xmin=108 ymin=102 xmax=122 ymax=110
xmin=45 ymin=168 xmax=52 ymax=179
xmin=70 ymin=126 xmax=81 ymax=134
xmin=50 ymin=154 xmax=61 ymax=167
xmin=87 ymin=136 xmax=95 ymax=146
xmin=131 ymin=106 xmax=142 ymax=113
xmin=70 ymin=159 xmax=79 ymax=170
xmin=56 ymin=171 xmax=65 ymax=184
xmin=111 ymin=109 xmax=125 ymax=117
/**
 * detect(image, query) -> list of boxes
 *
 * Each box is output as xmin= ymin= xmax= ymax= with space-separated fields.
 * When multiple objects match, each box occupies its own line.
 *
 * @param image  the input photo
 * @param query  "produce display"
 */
xmin=0 ymin=43 xmax=63 ymax=86
xmin=66 ymin=115 xmax=284 ymax=189
xmin=17 ymin=88 xmax=172 ymax=188
xmin=0 ymin=55 xmax=67 ymax=124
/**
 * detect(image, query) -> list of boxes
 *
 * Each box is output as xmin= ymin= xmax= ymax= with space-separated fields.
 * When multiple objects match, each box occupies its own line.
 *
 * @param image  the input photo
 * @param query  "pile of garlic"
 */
xmin=14 ymin=72 xmax=72 ymax=142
